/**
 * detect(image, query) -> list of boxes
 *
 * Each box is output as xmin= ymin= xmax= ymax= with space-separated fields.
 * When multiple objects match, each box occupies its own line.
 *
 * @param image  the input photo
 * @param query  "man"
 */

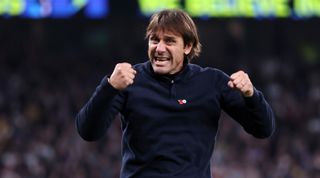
xmin=76 ymin=9 xmax=275 ymax=178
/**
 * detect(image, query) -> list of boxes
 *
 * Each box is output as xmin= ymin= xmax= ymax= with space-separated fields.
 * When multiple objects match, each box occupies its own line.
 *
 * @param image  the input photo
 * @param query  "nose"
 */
xmin=156 ymin=41 xmax=166 ymax=53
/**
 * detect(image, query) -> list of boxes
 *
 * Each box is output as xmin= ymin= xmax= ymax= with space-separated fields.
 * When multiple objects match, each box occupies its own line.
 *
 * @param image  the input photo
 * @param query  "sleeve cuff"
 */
xmin=99 ymin=76 xmax=120 ymax=96
xmin=244 ymin=87 xmax=262 ymax=108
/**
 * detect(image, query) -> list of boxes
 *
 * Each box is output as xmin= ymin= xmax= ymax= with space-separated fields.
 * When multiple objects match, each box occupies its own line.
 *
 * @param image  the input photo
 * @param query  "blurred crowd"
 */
xmin=0 ymin=18 xmax=319 ymax=178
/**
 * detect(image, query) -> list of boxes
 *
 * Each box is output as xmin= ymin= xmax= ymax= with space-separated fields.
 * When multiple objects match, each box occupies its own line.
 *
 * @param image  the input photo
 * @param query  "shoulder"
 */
xmin=132 ymin=61 xmax=147 ymax=71
xmin=188 ymin=63 xmax=229 ymax=81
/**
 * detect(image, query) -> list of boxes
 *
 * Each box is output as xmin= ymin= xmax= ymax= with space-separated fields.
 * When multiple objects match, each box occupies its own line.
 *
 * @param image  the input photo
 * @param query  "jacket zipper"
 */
xmin=170 ymin=80 xmax=176 ymax=99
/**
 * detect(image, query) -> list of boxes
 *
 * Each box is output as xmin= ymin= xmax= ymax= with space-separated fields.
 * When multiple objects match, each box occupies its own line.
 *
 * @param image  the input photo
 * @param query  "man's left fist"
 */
xmin=227 ymin=70 xmax=254 ymax=97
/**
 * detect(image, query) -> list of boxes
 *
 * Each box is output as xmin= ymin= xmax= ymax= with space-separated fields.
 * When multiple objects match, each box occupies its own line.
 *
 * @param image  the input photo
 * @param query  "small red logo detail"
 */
xmin=177 ymin=99 xmax=187 ymax=105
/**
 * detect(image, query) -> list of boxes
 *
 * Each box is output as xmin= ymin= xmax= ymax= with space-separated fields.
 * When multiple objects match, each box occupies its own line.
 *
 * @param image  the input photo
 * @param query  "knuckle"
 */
xmin=116 ymin=66 xmax=122 ymax=72
xmin=127 ymin=80 xmax=133 ymax=85
xmin=123 ymin=62 xmax=131 ymax=68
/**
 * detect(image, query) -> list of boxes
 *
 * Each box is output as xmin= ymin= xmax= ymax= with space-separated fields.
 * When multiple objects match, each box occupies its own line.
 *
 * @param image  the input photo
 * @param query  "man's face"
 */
xmin=148 ymin=30 xmax=192 ymax=75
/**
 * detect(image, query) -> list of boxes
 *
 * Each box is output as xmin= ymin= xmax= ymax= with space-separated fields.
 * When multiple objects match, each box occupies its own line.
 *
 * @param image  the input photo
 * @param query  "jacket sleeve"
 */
xmin=219 ymin=73 xmax=276 ymax=138
xmin=75 ymin=76 xmax=125 ymax=141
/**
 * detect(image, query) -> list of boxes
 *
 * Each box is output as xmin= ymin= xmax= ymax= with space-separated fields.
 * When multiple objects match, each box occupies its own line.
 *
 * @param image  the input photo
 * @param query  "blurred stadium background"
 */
xmin=0 ymin=0 xmax=320 ymax=178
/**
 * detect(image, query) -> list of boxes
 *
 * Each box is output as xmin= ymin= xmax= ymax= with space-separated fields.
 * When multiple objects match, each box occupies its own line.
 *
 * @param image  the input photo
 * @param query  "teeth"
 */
xmin=155 ymin=57 xmax=169 ymax=61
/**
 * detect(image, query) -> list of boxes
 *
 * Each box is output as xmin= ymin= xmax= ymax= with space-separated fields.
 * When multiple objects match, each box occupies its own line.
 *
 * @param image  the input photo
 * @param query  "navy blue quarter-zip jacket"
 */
xmin=76 ymin=61 xmax=275 ymax=178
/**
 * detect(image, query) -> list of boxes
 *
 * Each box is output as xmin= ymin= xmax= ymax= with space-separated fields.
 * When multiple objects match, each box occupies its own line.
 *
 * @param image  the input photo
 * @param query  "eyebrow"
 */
xmin=164 ymin=36 xmax=176 ymax=42
xmin=164 ymin=34 xmax=176 ymax=38
xmin=150 ymin=34 xmax=178 ymax=39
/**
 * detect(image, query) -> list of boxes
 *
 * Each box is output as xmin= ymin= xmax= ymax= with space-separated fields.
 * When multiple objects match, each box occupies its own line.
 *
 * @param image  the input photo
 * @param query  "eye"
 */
xmin=149 ymin=36 xmax=159 ymax=44
xmin=165 ymin=38 xmax=176 ymax=45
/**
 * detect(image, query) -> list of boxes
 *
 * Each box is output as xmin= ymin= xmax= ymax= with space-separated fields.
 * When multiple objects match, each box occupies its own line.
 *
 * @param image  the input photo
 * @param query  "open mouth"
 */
xmin=153 ymin=57 xmax=170 ymax=66
xmin=154 ymin=57 xmax=170 ymax=61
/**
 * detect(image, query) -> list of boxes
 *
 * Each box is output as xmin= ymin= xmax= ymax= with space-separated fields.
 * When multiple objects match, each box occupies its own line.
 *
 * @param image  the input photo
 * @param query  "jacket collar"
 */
xmin=144 ymin=60 xmax=191 ymax=83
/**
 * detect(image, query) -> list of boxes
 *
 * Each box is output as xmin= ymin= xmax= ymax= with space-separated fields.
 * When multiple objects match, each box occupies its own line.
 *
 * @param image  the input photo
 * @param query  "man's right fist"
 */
xmin=108 ymin=63 xmax=137 ymax=90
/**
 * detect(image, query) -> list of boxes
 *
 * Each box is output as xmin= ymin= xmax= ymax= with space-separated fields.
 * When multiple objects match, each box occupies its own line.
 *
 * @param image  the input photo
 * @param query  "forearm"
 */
xmin=242 ymin=89 xmax=276 ymax=138
xmin=222 ymin=87 xmax=276 ymax=139
xmin=76 ymin=77 xmax=121 ymax=141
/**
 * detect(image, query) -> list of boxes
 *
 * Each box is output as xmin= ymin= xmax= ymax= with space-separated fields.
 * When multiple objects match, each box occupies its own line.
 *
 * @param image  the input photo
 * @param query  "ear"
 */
xmin=184 ymin=43 xmax=193 ymax=55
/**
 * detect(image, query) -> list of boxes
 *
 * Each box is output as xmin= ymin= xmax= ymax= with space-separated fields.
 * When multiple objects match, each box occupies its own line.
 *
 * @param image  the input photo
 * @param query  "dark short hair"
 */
xmin=146 ymin=9 xmax=201 ymax=61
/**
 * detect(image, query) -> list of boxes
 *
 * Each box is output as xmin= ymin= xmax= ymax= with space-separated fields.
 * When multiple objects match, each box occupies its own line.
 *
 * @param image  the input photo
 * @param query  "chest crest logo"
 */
xmin=177 ymin=99 xmax=187 ymax=105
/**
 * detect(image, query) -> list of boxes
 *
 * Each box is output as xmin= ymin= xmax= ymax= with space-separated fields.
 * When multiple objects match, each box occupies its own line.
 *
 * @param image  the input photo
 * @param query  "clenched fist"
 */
xmin=108 ymin=63 xmax=137 ymax=90
xmin=227 ymin=70 xmax=254 ymax=97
